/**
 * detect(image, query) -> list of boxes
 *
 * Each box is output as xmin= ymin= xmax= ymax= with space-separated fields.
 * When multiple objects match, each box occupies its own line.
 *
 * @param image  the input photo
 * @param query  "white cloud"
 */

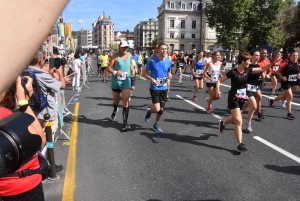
xmin=78 ymin=19 xmax=85 ymax=24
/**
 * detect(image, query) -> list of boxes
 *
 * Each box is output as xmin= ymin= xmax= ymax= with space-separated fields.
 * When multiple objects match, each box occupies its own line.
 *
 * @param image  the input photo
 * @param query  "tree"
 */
xmin=151 ymin=35 xmax=158 ymax=48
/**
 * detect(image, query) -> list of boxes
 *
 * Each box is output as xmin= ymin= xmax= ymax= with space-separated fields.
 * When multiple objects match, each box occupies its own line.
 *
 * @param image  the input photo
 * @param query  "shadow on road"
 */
xmin=139 ymin=131 xmax=239 ymax=155
xmin=264 ymin=165 xmax=300 ymax=176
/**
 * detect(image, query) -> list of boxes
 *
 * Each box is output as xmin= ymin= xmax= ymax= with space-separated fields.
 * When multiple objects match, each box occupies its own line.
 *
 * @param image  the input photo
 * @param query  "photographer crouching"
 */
xmin=0 ymin=76 xmax=46 ymax=201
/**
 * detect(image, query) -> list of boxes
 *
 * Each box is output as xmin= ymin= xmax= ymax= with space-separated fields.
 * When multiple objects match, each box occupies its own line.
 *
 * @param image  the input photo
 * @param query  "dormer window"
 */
xmin=182 ymin=3 xmax=186 ymax=9
xmin=170 ymin=3 xmax=174 ymax=9
xmin=193 ymin=4 xmax=196 ymax=10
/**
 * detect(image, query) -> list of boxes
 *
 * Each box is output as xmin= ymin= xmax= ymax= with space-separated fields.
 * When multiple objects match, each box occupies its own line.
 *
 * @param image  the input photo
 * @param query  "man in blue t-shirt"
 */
xmin=143 ymin=43 xmax=172 ymax=133
xmin=132 ymin=50 xmax=138 ymax=72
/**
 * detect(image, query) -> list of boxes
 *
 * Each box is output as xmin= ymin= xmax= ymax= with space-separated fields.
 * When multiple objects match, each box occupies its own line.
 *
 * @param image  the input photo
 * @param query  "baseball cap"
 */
xmin=193 ymin=48 xmax=196 ymax=51
xmin=120 ymin=41 xmax=129 ymax=47
xmin=206 ymin=50 xmax=211 ymax=53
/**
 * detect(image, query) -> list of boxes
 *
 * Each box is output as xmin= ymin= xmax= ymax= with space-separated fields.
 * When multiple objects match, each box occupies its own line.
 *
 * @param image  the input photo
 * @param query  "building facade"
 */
xmin=157 ymin=0 xmax=217 ymax=52
xmin=113 ymin=32 xmax=135 ymax=49
xmin=133 ymin=18 xmax=158 ymax=50
xmin=77 ymin=28 xmax=92 ymax=47
xmin=92 ymin=16 xmax=114 ymax=50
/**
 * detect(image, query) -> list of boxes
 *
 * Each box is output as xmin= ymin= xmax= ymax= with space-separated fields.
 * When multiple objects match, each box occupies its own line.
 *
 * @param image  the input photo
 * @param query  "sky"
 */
xmin=62 ymin=0 xmax=162 ymax=32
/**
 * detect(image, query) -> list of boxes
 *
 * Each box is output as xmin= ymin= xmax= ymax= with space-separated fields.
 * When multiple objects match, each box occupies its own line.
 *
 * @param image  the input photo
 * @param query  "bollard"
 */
xmin=44 ymin=113 xmax=60 ymax=180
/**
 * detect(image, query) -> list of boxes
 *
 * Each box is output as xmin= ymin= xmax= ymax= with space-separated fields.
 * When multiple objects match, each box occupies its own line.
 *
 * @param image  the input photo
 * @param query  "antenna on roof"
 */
xmin=103 ymin=10 xmax=105 ymax=18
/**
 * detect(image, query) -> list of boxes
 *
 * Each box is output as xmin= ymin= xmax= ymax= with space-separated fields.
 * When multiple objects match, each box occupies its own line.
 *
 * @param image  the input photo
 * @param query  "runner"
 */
xmin=217 ymin=52 xmax=276 ymax=152
xmin=137 ymin=50 xmax=144 ymax=79
xmin=268 ymin=51 xmax=284 ymax=96
xmin=268 ymin=51 xmax=299 ymax=119
xmin=242 ymin=51 xmax=281 ymax=132
xmin=107 ymin=41 xmax=132 ymax=131
xmin=143 ymin=43 xmax=172 ymax=133
xmin=203 ymin=51 xmax=222 ymax=113
xmin=100 ymin=50 xmax=109 ymax=83
xmin=176 ymin=51 xmax=187 ymax=84
xmin=129 ymin=58 xmax=137 ymax=101
xmin=191 ymin=51 xmax=206 ymax=101
xmin=143 ymin=50 xmax=150 ymax=68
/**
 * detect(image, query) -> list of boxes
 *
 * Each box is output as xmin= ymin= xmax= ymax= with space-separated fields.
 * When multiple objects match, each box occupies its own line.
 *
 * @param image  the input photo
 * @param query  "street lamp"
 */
xmin=199 ymin=0 xmax=203 ymax=50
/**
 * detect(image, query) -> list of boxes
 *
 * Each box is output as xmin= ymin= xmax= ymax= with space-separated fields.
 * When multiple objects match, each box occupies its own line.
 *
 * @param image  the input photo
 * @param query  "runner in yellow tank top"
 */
xmin=100 ymin=51 xmax=109 ymax=82
xmin=137 ymin=51 xmax=144 ymax=79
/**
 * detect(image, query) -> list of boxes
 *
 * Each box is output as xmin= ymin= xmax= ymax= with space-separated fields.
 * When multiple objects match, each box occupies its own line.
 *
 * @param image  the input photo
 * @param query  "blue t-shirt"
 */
xmin=132 ymin=54 xmax=138 ymax=66
xmin=80 ymin=56 xmax=85 ymax=64
xmin=195 ymin=58 xmax=205 ymax=72
xmin=96 ymin=54 xmax=101 ymax=64
xmin=146 ymin=57 xmax=171 ymax=90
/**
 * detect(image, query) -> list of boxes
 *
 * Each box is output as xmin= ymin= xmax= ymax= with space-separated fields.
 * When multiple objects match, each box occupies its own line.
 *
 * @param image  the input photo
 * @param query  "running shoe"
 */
xmin=270 ymin=94 xmax=276 ymax=97
xmin=104 ymin=80 xmax=107 ymax=83
xmin=178 ymin=79 xmax=183 ymax=84
xmin=144 ymin=108 xmax=151 ymax=123
xmin=268 ymin=99 xmax=274 ymax=107
xmin=279 ymin=100 xmax=286 ymax=108
xmin=97 ymin=74 xmax=100 ymax=78
xmin=245 ymin=123 xmax=252 ymax=133
xmin=129 ymin=97 xmax=131 ymax=102
xmin=193 ymin=96 xmax=197 ymax=101
xmin=237 ymin=143 xmax=248 ymax=152
xmin=122 ymin=123 xmax=131 ymax=132
xmin=206 ymin=98 xmax=212 ymax=108
xmin=206 ymin=107 xmax=212 ymax=114
xmin=139 ymin=76 xmax=142 ymax=80
xmin=167 ymin=96 xmax=170 ymax=101
xmin=130 ymin=90 xmax=133 ymax=97
xmin=257 ymin=112 xmax=265 ymax=121
xmin=287 ymin=113 xmax=295 ymax=120
xmin=152 ymin=122 xmax=163 ymax=133
xmin=111 ymin=108 xmax=119 ymax=120
xmin=219 ymin=120 xmax=225 ymax=134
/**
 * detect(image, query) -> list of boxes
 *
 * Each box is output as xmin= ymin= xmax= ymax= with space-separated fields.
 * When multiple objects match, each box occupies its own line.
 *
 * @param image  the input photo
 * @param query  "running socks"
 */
xmin=113 ymin=102 xmax=118 ymax=112
xmin=123 ymin=107 xmax=129 ymax=124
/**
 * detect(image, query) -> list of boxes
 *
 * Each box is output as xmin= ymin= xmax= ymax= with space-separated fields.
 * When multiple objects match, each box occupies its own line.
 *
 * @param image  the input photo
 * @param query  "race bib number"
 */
xmin=117 ymin=72 xmax=128 ymax=80
xmin=145 ymin=55 xmax=148 ymax=59
xmin=288 ymin=74 xmax=297 ymax=82
xmin=247 ymin=84 xmax=257 ymax=92
xmin=237 ymin=88 xmax=247 ymax=98
xmin=156 ymin=77 xmax=167 ymax=86
xmin=273 ymin=66 xmax=279 ymax=71
xmin=102 ymin=62 xmax=108 ymax=65
xmin=196 ymin=69 xmax=203 ymax=74
xmin=179 ymin=62 xmax=184 ymax=67
xmin=138 ymin=60 xmax=142 ymax=64
xmin=211 ymin=74 xmax=219 ymax=82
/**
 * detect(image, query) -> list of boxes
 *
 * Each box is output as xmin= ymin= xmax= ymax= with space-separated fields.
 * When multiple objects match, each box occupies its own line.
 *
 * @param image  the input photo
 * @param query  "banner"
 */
xmin=60 ymin=23 xmax=65 ymax=38
xmin=65 ymin=23 xmax=72 ymax=38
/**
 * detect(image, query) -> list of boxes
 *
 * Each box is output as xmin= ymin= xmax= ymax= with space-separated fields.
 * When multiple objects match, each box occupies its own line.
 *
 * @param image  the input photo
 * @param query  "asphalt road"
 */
xmin=44 ymin=60 xmax=300 ymax=201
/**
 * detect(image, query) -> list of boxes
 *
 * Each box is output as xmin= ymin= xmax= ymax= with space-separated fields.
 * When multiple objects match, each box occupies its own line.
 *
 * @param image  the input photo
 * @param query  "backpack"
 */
xmin=21 ymin=70 xmax=48 ymax=110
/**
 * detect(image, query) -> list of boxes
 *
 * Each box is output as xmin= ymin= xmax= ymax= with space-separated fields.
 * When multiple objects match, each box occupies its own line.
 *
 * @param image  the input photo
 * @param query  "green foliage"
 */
xmin=151 ymin=35 xmax=158 ymax=48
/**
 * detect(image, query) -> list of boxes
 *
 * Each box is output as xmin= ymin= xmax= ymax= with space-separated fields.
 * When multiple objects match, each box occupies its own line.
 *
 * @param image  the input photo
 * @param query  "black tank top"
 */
xmin=247 ymin=64 xmax=261 ymax=85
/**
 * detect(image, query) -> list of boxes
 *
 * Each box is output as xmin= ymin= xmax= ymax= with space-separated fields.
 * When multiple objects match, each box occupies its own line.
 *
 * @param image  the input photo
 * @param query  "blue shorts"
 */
xmin=130 ymin=77 xmax=136 ymax=87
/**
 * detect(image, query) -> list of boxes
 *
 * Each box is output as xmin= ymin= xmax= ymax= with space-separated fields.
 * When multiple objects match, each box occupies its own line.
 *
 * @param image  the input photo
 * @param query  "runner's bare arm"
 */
xmin=0 ymin=0 xmax=69 ymax=94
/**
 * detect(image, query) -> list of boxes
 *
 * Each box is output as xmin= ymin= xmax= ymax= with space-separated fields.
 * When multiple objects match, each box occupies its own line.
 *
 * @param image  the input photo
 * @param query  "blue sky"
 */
xmin=62 ymin=0 xmax=162 ymax=32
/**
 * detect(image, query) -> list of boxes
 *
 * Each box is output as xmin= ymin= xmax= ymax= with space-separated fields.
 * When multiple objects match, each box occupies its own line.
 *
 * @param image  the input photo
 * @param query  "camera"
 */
xmin=0 ymin=112 xmax=41 ymax=177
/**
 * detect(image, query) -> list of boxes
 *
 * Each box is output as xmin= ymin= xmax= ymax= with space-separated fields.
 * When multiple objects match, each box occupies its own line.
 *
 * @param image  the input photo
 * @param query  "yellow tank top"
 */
xmin=100 ymin=55 xmax=109 ymax=67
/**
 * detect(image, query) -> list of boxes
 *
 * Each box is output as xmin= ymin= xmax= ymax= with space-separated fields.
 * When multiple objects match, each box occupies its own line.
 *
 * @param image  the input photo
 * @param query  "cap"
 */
xmin=181 ymin=51 xmax=184 ymax=53
xmin=193 ymin=49 xmax=196 ymax=51
xmin=206 ymin=50 xmax=211 ymax=53
xmin=120 ymin=41 xmax=129 ymax=47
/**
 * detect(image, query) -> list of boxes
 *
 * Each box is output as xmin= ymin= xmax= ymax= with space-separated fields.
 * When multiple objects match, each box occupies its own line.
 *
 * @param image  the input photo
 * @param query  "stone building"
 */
xmin=77 ymin=28 xmax=92 ymax=47
xmin=133 ymin=18 xmax=158 ymax=50
xmin=157 ymin=0 xmax=217 ymax=52
xmin=92 ymin=16 xmax=114 ymax=50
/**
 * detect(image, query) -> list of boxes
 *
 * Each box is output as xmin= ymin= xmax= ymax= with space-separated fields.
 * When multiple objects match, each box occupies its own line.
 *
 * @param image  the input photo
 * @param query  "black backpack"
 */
xmin=21 ymin=70 xmax=48 ymax=110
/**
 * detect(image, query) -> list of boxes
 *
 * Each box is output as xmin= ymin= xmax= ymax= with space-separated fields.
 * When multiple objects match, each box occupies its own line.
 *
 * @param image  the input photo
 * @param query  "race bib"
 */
xmin=247 ymin=84 xmax=257 ymax=92
xmin=273 ymin=66 xmax=279 ymax=71
xmin=156 ymin=77 xmax=167 ymax=86
xmin=288 ymin=74 xmax=297 ymax=82
xmin=196 ymin=69 xmax=203 ymax=74
xmin=237 ymin=88 xmax=247 ymax=98
xmin=145 ymin=55 xmax=148 ymax=59
xmin=138 ymin=60 xmax=142 ymax=64
xmin=102 ymin=62 xmax=108 ymax=65
xmin=117 ymin=72 xmax=128 ymax=80
xmin=211 ymin=74 xmax=219 ymax=82
xmin=179 ymin=62 xmax=184 ymax=67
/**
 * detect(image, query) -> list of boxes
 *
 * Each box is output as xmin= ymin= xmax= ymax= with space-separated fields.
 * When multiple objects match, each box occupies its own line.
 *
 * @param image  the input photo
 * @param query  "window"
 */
xmin=192 ymin=34 xmax=196 ymax=39
xmin=181 ymin=33 xmax=185 ymax=38
xmin=182 ymin=4 xmax=185 ymax=10
xmin=171 ymin=3 xmax=174 ymax=9
xmin=192 ymin=44 xmax=196 ymax=50
xmin=169 ymin=44 xmax=174 ymax=52
xmin=193 ymin=4 xmax=197 ymax=10
xmin=170 ymin=33 xmax=174 ymax=38
xmin=180 ymin=44 xmax=184 ymax=51
xmin=170 ymin=20 xmax=174 ymax=28
xmin=104 ymin=26 xmax=106 ymax=29
xmin=181 ymin=20 xmax=185 ymax=28
xmin=192 ymin=21 xmax=196 ymax=29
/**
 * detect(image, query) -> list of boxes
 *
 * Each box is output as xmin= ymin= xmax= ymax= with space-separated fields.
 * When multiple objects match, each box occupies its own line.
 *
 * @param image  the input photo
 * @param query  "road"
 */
xmin=44 ymin=60 xmax=300 ymax=201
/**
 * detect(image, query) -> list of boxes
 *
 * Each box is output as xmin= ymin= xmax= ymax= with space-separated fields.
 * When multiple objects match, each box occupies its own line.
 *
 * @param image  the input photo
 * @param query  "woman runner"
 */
xmin=191 ymin=51 xmax=206 ymax=101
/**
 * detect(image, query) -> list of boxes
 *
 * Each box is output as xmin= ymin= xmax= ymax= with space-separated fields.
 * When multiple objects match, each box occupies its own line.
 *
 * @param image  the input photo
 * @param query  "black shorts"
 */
xmin=177 ymin=64 xmax=185 ymax=69
xmin=138 ymin=64 xmax=143 ymax=68
xmin=206 ymin=83 xmax=216 ymax=88
xmin=97 ymin=64 xmax=101 ymax=68
xmin=1 ymin=182 xmax=45 ymax=201
xmin=193 ymin=75 xmax=203 ymax=80
xmin=101 ymin=67 xmax=107 ymax=71
xmin=281 ymin=81 xmax=294 ymax=90
xmin=112 ymin=88 xmax=122 ymax=93
xmin=130 ymin=77 xmax=136 ymax=87
xmin=150 ymin=89 xmax=168 ymax=104
xmin=227 ymin=94 xmax=245 ymax=110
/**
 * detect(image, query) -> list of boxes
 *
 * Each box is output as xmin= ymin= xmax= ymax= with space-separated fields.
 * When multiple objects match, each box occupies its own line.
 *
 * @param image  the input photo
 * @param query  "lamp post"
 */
xmin=199 ymin=0 xmax=203 ymax=50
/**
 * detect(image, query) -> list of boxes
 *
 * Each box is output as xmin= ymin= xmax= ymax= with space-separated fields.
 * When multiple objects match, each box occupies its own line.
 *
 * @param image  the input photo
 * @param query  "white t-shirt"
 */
xmin=72 ymin=58 xmax=81 ymax=72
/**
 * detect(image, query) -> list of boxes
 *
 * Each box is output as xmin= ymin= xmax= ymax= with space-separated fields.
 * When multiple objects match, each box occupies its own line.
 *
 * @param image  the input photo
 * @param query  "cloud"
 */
xmin=78 ymin=19 xmax=85 ymax=24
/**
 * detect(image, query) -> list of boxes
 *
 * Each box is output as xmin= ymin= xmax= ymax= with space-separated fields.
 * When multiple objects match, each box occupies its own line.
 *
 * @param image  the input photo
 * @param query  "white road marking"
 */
xmin=176 ymin=79 xmax=300 ymax=164
xmin=176 ymin=95 xmax=223 ymax=120
xmin=181 ymin=74 xmax=300 ymax=106
xmin=254 ymin=136 xmax=300 ymax=164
